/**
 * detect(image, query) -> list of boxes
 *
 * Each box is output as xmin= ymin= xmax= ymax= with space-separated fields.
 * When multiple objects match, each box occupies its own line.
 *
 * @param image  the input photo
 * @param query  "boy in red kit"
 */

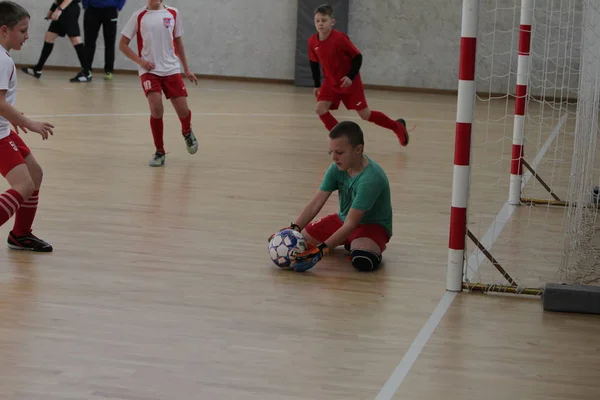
xmin=0 ymin=1 xmax=55 ymax=252
xmin=119 ymin=0 xmax=198 ymax=167
xmin=308 ymin=4 xmax=409 ymax=147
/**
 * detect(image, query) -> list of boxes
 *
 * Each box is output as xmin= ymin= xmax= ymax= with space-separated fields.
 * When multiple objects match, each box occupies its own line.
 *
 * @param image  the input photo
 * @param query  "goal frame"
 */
xmin=447 ymin=0 xmax=545 ymax=295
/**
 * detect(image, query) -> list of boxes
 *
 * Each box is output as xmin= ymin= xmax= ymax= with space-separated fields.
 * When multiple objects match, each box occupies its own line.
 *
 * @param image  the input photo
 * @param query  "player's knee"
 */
xmin=315 ymin=103 xmax=328 ymax=116
xmin=357 ymin=108 xmax=370 ymax=120
xmin=350 ymin=249 xmax=382 ymax=272
xmin=148 ymin=103 xmax=164 ymax=118
xmin=29 ymin=163 xmax=43 ymax=188
xmin=44 ymin=32 xmax=57 ymax=43
xmin=13 ymin=178 xmax=35 ymax=200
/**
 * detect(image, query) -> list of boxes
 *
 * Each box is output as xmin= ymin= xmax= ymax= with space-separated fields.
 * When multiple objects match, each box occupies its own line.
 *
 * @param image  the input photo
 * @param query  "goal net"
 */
xmin=448 ymin=0 xmax=600 ymax=295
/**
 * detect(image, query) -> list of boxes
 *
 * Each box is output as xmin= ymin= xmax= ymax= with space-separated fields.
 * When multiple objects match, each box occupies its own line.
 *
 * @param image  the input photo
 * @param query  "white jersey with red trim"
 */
xmin=0 ymin=44 xmax=17 ymax=140
xmin=121 ymin=5 xmax=184 ymax=77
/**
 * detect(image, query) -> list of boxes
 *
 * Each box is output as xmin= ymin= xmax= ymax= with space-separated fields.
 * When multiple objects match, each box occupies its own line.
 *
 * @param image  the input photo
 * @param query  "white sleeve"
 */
xmin=120 ymin=11 xmax=139 ymax=39
xmin=174 ymin=9 xmax=183 ymax=38
xmin=0 ymin=58 xmax=12 ymax=91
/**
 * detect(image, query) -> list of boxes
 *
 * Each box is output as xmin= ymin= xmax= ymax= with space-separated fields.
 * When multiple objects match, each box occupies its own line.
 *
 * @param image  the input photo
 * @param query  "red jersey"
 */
xmin=308 ymin=29 xmax=361 ymax=90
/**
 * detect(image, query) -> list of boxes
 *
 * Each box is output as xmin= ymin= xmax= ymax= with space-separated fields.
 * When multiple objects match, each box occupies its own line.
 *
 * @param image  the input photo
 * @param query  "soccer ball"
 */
xmin=268 ymin=229 xmax=308 ymax=269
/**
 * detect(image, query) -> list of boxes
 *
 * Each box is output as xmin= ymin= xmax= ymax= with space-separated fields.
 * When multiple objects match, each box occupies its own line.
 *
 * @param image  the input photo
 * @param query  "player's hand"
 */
xmin=51 ymin=9 xmax=62 ymax=21
xmin=267 ymin=223 xmax=301 ymax=243
xmin=293 ymin=243 xmax=329 ymax=272
xmin=313 ymin=88 xmax=319 ymax=97
xmin=340 ymin=76 xmax=352 ymax=88
xmin=45 ymin=11 xmax=52 ymax=20
xmin=139 ymin=60 xmax=155 ymax=71
xmin=185 ymin=70 xmax=198 ymax=85
xmin=27 ymin=121 xmax=54 ymax=140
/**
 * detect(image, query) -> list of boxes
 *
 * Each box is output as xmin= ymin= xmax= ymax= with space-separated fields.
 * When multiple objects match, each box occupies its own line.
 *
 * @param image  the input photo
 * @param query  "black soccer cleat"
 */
xmin=396 ymin=118 xmax=409 ymax=146
xmin=21 ymin=66 xmax=41 ymax=79
xmin=69 ymin=71 xmax=92 ymax=83
xmin=7 ymin=231 xmax=53 ymax=252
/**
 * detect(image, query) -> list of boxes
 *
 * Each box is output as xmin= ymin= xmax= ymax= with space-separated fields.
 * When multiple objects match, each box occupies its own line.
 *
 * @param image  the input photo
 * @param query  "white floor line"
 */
xmin=374 ymin=113 xmax=567 ymax=400
xmin=25 ymin=111 xmax=506 ymax=127
xmin=17 ymin=73 xmax=456 ymax=106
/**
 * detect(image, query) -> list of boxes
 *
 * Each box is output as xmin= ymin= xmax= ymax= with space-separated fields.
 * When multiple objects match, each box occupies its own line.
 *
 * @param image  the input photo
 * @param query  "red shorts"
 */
xmin=140 ymin=73 xmax=188 ymax=99
xmin=305 ymin=213 xmax=390 ymax=252
xmin=317 ymin=78 xmax=368 ymax=111
xmin=0 ymin=131 xmax=31 ymax=177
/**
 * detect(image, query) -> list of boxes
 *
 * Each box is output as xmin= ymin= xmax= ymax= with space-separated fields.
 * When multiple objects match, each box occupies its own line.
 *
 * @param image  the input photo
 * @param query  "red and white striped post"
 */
xmin=509 ymin=0 xmax=533 ymax=205
xmin=448 ymin=0 xmax=479 ymax=292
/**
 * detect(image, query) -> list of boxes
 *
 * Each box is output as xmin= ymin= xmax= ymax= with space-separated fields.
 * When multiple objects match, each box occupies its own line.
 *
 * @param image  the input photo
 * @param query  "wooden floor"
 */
xmin=0 ymin=70 xmax=598 ymax=400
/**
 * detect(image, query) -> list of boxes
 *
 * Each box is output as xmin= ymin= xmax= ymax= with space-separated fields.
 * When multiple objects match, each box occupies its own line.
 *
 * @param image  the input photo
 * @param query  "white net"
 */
xmin=559 ymin=0 xmax=600 ymax=285
xmin=462 ymin=0 xmax=600 ymax=292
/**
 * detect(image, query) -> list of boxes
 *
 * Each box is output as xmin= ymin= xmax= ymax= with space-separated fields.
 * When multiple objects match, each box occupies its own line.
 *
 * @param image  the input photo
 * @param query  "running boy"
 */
xmin=119 ymin=0 xmax=198 ymax=167
xmin=308 ymin=4 xmax=409 ymax=147
xmin=21 ymin=0 xmax=88 ymax=81
xmin=268 ymin=121 xmax=393 ymax=272
xmin=0 ymin=1 xmax=55 ymax=252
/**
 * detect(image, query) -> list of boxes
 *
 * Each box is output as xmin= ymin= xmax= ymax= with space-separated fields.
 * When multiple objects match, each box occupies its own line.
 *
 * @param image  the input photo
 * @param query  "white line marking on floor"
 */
xmin=374 ymin=113 xmax=567 ymax=400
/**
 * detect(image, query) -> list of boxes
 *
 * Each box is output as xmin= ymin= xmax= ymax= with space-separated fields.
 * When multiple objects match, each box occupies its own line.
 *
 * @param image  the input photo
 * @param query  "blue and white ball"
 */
xmin=268 ymin=229 xmax=308 ymax=269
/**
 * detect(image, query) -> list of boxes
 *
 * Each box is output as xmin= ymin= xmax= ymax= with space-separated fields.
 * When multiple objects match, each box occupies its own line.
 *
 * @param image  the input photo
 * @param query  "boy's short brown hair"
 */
xmin=314 ymin=4 xmax=334 ymax=18
xmin=329 ymin=121 xmax=364 ymax=148
xmin=0 ymin=1 xmax=30 ymax=29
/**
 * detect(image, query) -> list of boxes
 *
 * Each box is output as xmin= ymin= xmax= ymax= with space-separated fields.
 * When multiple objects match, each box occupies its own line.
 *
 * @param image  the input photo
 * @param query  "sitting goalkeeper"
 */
xmin=268 ymin=120 xmax=395 ymax=272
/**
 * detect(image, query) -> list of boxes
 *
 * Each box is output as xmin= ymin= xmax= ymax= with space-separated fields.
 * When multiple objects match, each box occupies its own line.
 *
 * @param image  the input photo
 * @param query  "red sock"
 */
xmin=368 ymin=110 xmax=398 ymax=131
xmin=319 ymin=112 xmax=339 ymax=131
xmin=12 ymin=189 xmax=39 ymax=236
xmin=179 ymin=110 xmax=192 ymax=134
xmin=0 ymin=189 xmax=24 ymax=227
xmin=368 ymin=110 xmax=407 ymax=143
xmin=150 ymin=116 xmax=164 ymax=153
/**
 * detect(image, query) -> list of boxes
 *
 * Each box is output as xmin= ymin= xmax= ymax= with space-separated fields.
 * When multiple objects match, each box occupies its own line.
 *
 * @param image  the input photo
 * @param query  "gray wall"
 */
xmin=12 ymin=0 xmax=583 ymax=95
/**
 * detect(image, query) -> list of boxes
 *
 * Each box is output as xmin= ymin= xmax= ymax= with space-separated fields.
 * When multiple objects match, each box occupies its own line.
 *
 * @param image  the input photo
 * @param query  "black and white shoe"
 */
xmin=149 ymin=151 xmax=166 ymax=167
xmin=183 ymin=129 xmax=198 ymax=154
xmin=21 ymin=66 xmax=41 ymax=78
xmin=69 ymin=71 xmax=92 ymax=83
xmin=7 ymin=231 xmax=53 ymax=252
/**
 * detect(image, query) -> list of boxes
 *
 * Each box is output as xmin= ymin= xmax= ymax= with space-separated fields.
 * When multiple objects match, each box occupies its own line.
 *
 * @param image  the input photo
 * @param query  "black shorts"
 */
xmin=48 ymin=3 xmax=81 ymax=38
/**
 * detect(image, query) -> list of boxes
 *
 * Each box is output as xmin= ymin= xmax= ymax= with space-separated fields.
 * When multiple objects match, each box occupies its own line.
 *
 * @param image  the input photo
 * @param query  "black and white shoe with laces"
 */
xmin=183 ymin=129 xmax=198 ymax=154
xmin=69 ymin=71 xmax=92 ymax=83
xmin=7 ymin=231 xmax=53 ymax=252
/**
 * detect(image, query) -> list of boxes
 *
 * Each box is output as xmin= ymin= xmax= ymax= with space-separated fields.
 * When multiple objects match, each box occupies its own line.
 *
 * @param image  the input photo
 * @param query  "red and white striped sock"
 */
xmin=0 ymin=189 xmax=24 ymax=227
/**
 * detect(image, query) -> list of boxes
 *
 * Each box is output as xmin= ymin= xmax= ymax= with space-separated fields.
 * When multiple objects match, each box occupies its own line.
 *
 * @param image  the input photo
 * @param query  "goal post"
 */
xmin=508 ymin=0 xmax=533 ymax=205
xmin=447 ymin=0 xmax=479 ymax=293
xmin=447 ymin=0 xmax=600 ymax=299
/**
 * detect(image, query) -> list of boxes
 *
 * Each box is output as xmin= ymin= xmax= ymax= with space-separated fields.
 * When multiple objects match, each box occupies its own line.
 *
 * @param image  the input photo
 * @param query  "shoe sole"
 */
xmin=396 ymin=118 xmax=409 ymax=146
xmin=187 ymin=144 xmax=198 ymax=154
xmin=7 ymin=243 xmax=53 ymax=252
